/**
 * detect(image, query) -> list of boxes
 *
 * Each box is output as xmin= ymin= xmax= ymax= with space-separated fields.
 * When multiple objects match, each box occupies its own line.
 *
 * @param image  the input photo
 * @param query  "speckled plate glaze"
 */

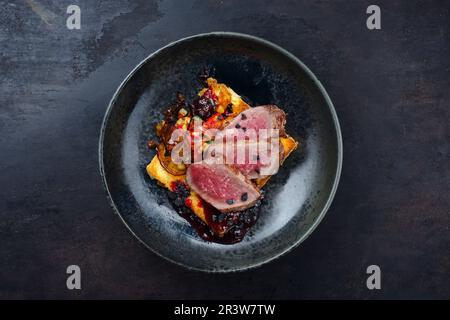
xmin=99 ymin=32 xmax=342 ymax=272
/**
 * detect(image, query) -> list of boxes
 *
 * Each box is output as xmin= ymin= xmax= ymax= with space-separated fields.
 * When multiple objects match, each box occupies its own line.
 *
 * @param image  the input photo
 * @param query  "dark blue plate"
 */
xmin=99 ymin=32 xmax=342 ymax=272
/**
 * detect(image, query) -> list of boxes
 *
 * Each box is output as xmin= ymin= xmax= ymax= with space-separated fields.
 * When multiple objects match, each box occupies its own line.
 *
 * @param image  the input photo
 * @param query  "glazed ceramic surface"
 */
xmin=99 ymin=32 xmax=342 ymax=272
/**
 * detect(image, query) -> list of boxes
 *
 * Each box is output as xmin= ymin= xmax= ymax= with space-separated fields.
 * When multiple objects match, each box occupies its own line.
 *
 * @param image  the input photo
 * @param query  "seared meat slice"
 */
xmin=224 ymin=105 xmax=286 ymax=137
xmin=204 ymin=139 xmax=283 ymax=179
xmin=186 ymin=163 xmax=261 ymax=212
xmin=212 ymin=105 xmax=286 ymax=178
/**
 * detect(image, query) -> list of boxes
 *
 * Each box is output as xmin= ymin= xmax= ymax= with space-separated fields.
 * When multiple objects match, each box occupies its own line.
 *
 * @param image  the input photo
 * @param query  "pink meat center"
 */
xmin=189 ymin=164 xmax=245 ymax=202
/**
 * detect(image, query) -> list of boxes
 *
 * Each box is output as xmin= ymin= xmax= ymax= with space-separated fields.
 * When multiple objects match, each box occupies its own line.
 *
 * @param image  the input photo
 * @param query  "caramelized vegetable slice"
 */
xmin=156 ymin=144 xmax=186 ymax=176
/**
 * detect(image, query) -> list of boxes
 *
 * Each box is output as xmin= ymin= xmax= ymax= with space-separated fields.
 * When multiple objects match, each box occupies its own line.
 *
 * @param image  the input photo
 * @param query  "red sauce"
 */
xmin=203 ymin=88 xmax=217 ymax=101
xmin=169 ymin=181 xmax=179 ymax=192
xmin=203 ymin=112 xmax=223 ymax=129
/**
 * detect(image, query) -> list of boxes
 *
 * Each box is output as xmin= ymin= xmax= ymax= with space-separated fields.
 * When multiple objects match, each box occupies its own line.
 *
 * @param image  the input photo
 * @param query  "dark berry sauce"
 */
xmin=190 ymin=89 xmax=217 ymax=120
xmin=168 ymin=182 xmax=262 ymax=244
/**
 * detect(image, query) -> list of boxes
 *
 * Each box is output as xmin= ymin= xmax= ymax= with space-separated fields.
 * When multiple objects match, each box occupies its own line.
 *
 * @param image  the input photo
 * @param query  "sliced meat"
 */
xmin=204 ymin=139 xmax=283 ymax=179
xmin=210 ymin=105 xmax=286 ymax=178
xmin=224 ymin=105 xmax=286 ymax=137
xmin=186 ymin=163 xmax=261 ymax=212
xmin=233 ymin=139 xmax=283 ymax=178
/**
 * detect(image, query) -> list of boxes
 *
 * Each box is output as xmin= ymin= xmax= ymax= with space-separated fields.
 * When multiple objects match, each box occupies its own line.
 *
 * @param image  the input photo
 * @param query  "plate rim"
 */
xmin=98 ymin=31 xmax=343 ymax=273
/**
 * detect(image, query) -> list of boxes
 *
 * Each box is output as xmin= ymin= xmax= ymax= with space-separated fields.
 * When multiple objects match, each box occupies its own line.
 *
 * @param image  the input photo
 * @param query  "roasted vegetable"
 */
xmin=156 ymin=143 xmax=186 ymax=176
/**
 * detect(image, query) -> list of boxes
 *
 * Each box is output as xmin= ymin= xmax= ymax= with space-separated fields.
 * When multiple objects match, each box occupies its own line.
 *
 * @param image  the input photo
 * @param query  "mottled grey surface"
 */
xmin=0 ymin=0 xmax=449 ymax=299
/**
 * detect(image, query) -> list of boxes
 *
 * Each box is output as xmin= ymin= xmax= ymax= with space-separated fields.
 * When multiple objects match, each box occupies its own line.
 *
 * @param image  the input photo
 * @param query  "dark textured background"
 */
xmin=0 ymin=0 xmax=449 ymax=299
